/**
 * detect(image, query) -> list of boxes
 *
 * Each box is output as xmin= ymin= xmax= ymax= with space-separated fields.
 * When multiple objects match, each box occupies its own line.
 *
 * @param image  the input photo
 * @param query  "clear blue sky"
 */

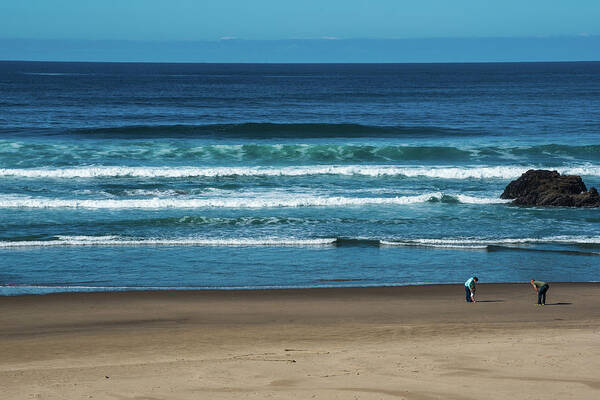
xmin=1 ymin=0 xmax=599 ymax=41
xmin=1 ymin=1 xmax=599 ymax=62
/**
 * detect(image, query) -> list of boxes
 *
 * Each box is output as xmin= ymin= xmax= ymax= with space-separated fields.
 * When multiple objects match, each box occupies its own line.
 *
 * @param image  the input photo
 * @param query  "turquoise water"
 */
xmin=0 ymin=62 xmax=599 ymax=295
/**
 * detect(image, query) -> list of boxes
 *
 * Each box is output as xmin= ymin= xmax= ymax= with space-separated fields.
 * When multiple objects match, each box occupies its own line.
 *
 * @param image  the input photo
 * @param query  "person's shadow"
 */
xmin=544 ymin=302 xmax=572 ymax=306
xmin=476 ymin=300 xmax=504 ymax=303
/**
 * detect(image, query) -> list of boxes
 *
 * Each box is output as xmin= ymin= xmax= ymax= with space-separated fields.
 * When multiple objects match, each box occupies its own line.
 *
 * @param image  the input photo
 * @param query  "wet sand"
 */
xmin=1 ymin=283 xmax=600 ymax=399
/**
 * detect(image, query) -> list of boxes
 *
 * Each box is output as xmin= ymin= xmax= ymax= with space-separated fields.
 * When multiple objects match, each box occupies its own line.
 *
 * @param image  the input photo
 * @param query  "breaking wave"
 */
xmin=0 ymin=236 xmax=337 ymax=248
xmin=3 ymin=141 xmax=600 ymax=167
xmin=2 ymin=235 xmax=599 ymax=250
xmin=2 ymin=165 xmax=600 ymax=179
xmin=381 ymin=236 xmax=600 ymax=249
xmin=0 ymin=193 xmax=509 ymax=209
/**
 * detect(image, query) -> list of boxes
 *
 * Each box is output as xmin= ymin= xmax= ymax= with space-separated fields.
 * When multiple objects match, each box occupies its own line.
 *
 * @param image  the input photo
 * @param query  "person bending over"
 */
xmin=531 ymin=279 xmax=549 ymax=305
xmin=465 ymin=276 xmax=478 ymax=303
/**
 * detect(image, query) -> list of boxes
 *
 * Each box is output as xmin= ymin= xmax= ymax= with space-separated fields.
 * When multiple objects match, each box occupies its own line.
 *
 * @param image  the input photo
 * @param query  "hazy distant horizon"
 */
xmin=2 ymin=36 xmax=599 ymax=63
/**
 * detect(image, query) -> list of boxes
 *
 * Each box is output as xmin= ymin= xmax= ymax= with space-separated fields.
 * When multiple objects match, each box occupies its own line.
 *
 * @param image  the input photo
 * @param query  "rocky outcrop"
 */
xmin=501 ymin=169 xmax=600 ymax=207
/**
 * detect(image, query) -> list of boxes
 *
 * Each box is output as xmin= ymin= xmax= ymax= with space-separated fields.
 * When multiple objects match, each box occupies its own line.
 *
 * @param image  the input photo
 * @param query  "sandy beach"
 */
xmin=1 ymin=283 xmax=600 ymax=399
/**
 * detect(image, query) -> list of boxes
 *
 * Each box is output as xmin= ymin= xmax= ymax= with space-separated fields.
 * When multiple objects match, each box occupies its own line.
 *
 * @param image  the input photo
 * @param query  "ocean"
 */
xmin=0 ymin=61 xmax=599 ymax=295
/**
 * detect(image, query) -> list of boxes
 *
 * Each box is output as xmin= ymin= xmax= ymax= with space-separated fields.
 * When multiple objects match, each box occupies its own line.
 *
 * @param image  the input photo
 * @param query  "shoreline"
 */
xmin=2 ymin=283 xmax=600 ymax=399
xmin=2 ymin=280 xmax=600 ymax=297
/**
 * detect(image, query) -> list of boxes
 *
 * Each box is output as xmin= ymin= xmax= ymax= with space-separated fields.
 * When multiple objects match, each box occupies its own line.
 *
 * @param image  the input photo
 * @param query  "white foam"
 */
xmin=454 ymin=195 xmax=511 ymax=204
xmin=0 ymin=192 xmax=506 ymax=209
xmin=121 ymin=189 xmax=187 ymax=197
xmin=380 ymin=242 xmax=489 ymax=249
xmin=0 ymin=236 xmax=337 ymax=248
xmin=55 ymin=235 xmax=120 ymax=242
xmin=381 ymin=236 xmax=600 ymax=248
xmin=1 ymin=165 xmax=599 ymax=179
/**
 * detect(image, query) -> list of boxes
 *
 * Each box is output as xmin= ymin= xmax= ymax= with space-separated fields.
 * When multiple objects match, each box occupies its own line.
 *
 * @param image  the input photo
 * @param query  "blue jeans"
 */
xmin=538 ymin=284 xmax=549 ymax=305
xmin=465 ymin=286 xmax=472 ymax=302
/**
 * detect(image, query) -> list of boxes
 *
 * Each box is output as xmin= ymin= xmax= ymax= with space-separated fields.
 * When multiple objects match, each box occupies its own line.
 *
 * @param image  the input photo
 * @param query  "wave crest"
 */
xmin=3 ymin=142 xmax=600 ymax=166
xmin=2 ymin=165 xmax=599 ymax=179
xmin=381 ymin=236 xmax=600 ymax=248
xmin=3 ymin=235 xmax=599 ymax=249
xmin=0 ymin=236 xmax=337 ymax=248
xmin=0 ymin=193 xmax=508 ymax=209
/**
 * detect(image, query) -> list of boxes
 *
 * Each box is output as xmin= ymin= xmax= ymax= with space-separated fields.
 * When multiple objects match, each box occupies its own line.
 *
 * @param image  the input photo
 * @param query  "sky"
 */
xmin=1 ymin=1 xmax=599 ymax=62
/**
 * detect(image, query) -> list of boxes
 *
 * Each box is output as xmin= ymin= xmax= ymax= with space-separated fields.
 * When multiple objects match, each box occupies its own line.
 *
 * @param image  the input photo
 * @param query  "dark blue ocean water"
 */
xmin=1 ymin=61 xmax=599 ymax=295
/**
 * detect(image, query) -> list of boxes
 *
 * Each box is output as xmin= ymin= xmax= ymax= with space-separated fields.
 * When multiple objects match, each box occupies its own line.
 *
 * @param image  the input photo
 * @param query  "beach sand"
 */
xmin=1 ymin=283 xmax=599 ymax=399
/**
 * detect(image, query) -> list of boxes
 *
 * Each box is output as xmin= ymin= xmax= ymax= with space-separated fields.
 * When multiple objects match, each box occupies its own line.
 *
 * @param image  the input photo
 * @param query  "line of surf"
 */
xmin=2 ymin=235 xmax=599 ymax=249
xmin=0 ymin=236 xmax=337 ymax=248
xmin=2 ymin=165 xmax=600 ymax=179
xmin=381 ymin=236 xmax=600 ymax=248
xmin=0 ymin=193 xmax=509 ymax=209
xmin=0 ymin=282 xmax=464 ymax=297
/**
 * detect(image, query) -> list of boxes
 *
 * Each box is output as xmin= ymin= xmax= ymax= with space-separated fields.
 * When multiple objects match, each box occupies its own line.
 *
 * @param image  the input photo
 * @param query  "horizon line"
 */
xmin=3 ymin=36 xmax=599 ymax=64
xmin=2 ymin=60 xmax=600 ymax=65
xmin=2 ymin=34 xmax=599 ymax=42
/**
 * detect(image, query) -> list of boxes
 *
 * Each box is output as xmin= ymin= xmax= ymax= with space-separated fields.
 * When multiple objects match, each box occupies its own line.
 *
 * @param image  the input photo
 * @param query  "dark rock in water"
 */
xmin=501 ymin=169 xmax=600 ymax=207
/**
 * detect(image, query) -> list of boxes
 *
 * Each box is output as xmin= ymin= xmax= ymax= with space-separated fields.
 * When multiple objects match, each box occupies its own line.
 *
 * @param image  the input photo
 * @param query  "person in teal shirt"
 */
xmin=531 ymin=279 xmax=549 ymax=305
xmin=465 ymin=276 xmax=478 ymax=302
